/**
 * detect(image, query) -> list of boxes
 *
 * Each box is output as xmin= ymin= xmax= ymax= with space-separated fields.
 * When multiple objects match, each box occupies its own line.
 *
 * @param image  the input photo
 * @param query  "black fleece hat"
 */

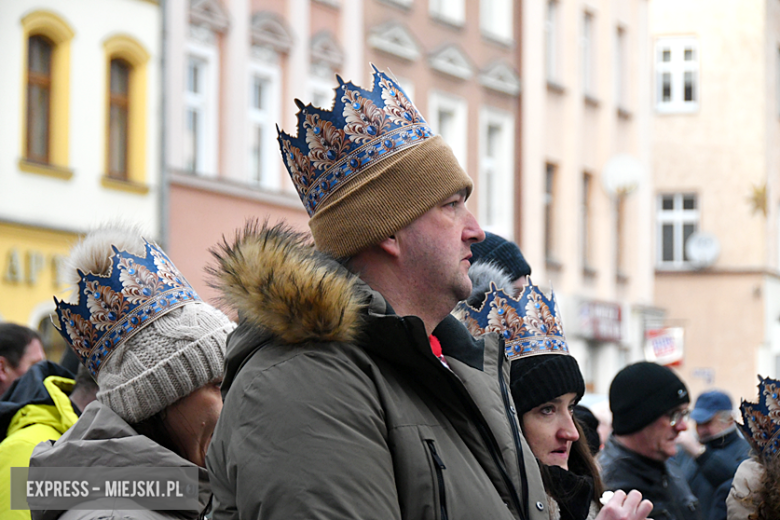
xmin=510 ymin=354 xmax=585 ymax=416
xmin=609 ymin=361 xmax=690 ymax=435
xmin=470 ymin=232 xmax=531 ymax=282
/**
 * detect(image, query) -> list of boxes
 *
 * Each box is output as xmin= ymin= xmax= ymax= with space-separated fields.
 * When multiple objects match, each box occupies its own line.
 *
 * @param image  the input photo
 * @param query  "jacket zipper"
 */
xmin=497 ymin=346 xmax=530 ymax=520
xmin=425 ymin=440 xmax=449 ymax=520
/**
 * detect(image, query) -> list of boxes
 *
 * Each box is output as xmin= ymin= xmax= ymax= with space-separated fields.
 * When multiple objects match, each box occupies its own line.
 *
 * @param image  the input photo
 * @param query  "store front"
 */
xmin=0 ymin=221 xmax=80 ymax=362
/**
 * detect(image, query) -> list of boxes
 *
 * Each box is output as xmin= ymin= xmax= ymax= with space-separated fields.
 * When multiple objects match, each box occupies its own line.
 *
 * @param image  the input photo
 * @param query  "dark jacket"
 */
xmin=599 ymin=435 xmax=702 ymax=520
xmin=206 ymin=224 xmax=549 ymax=520
xmin=673 ymin=427 xmax=751 ymax=520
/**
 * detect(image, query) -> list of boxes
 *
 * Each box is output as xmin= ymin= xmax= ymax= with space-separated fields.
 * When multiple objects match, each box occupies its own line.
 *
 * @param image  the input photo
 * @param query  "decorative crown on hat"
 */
xmin=277 ymin=64 xmax=435 ymax=216
xmin=453 ymin=282 xmax=569 ymax=360
xmin=54 ymin=241 xmax=201 ymax=378
xmin=739 ymin=375 xmax=780 ymax=463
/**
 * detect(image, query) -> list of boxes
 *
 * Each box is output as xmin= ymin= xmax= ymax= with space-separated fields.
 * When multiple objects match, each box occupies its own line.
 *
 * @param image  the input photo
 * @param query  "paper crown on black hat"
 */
xmin=277 ymin=64 xmax=435 ymax=216
xmin=453 ymin=282 xmax=568 ymax=359
xmin=54 ymin=241 xmax=201 ymax=378
xmin=740 ymin=375 xmax=780 ymax=463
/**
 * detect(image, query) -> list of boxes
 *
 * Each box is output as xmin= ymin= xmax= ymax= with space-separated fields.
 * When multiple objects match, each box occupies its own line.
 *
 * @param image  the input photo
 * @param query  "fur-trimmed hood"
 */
xmin=209 ymin=221 xmax=374 ymax=392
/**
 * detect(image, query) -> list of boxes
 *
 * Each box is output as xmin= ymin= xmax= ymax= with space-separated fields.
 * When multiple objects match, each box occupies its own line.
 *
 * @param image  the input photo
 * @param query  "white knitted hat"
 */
xmin=96 ymin=302 xmax=232 ymax=423
xmin=56 ymin=226 xmax=235 ymax=424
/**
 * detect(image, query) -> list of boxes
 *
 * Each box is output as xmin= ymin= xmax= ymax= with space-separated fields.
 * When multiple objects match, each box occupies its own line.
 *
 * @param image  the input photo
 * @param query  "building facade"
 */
xmin=164 ymin=0 xmax=522 ymax=304
xmin=522 ymin=0 xmax=656 ymax=395
xmin=651 ymin=0 xmax=780 ymax=401
xmin=0 ymin=0 xmax=161 ymax=360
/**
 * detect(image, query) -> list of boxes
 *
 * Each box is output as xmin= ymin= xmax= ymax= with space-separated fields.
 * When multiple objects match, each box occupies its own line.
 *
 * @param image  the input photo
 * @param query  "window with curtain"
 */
xmin=108 ymin=58 xmax=131 ymax=179
xmin=27 ymin=35 xmax=53 ymax=164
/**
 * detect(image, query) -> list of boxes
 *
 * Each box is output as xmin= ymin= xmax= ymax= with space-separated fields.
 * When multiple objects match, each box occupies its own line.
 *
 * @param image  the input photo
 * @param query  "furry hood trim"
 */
xmin=208 ymin=221 xmax=367 ymax=345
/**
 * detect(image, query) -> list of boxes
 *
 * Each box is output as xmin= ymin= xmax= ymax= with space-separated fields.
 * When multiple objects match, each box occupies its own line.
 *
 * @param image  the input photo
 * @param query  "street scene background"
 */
xmin=2 ymin=0 xmax=777 ymax=407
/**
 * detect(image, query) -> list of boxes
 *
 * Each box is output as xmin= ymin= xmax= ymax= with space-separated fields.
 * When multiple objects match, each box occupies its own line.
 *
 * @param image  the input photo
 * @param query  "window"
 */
xmin=615 ymin=27 xmax=628 ymax=109
xmin=545 ymin=163 xmax=557 ymax=260
xmin=248 ymin=62 xmax=281 ymax=189
xmin=103 ymin=35 xmax=150 ymax=187
xmin=20 ymin=11 xmax=74 ymax=176
xmin=655 ymin=37 xmax=698 ymax=113
xmin=582 ymin=172 xmax=594 ymax=271
xmin=582 ymin=13 xmax=595 ymax=97
xmin=429 ymin=91 xmax=468 ymax=169
xmin=479 ymin=108 xmax=515 ymax=238
xmin=545 ymin=1 xmax=559 ymax=83
xmin=108 ymin=59 xmax=130 ymax=179
xmin=481 ymin=0 xmax=513 ymax=42
xmin=185 ymin=57 xmax=206 ymax=173
xmin=26 ymin=35 xmax=53 ymax=164
xmin=184 ymin=27 xmax=220 ymax=177
xmin=657 ymin=194 xmax=699 ymax=267
xmin=430 ymin=0 xmax=465 ymax=26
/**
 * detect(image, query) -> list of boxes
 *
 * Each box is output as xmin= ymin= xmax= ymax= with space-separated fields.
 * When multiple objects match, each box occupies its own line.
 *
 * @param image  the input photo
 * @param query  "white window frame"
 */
xmin=428 ymin=90 xmax=468 ymax=170
xmin=184 ymin=35 xmax=219 ymax=177
xmin=656 ymin=193 xmax=699 ymax=268
xmin=430 ymin=0 xmax=465 ymax=27
xmin=480 ymin=0 xmax=513 ymax=42
xmin=582 ymin=12 xmax=595 ymax=97
xmin=479 ymin=107 xmax=515 ymax=238
xmin=545 ymin=0 xmax=559 ymax=83
xmin=248 ymin=60 xmax=281 ymax=190
xmin=655 ymin=37 xmax=699 ymax=114
xmin=308 ymin=75 xmax=337 ymax=112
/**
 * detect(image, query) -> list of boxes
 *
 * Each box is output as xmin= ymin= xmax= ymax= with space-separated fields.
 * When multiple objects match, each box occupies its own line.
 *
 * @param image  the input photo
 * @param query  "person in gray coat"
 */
xmin=29 ymin=226 xmax=235 ymax=520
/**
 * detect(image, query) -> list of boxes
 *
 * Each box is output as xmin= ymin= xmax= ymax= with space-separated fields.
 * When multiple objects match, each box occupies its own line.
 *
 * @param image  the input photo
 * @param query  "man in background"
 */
xmin=600 ymin=361 xmax=702 ymax=520
xmin=0 ymin=323 xmax=46 ymax=396
xmin=674 ymin=390 xmax=750 ymax=520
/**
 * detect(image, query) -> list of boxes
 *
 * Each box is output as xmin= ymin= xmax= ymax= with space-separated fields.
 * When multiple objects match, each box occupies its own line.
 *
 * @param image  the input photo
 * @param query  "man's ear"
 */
xmin=377 ymin=234 xmax=401 ymax=258
xmin=0 ymin=356 xmax=10 ymax=384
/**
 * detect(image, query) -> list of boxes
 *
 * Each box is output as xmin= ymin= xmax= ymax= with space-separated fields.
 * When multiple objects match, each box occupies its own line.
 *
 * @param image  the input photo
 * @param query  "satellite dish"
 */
xmin=602 ymin=154 xmax=646 ymax=196
xmin=685 ymin=232 xmax=720 ymax=268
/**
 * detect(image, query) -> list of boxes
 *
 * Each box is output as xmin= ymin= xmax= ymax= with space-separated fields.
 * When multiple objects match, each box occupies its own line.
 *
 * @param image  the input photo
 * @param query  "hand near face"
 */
xmin=595 ymin=490 xmax=653 ymax=520
xmin=675 ymin=429 xmax=704 ymax=458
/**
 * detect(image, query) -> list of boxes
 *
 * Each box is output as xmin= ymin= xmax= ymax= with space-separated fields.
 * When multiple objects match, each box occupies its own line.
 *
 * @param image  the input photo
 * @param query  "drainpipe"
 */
xmin=158 ymin=0 xmax=169 ymax=249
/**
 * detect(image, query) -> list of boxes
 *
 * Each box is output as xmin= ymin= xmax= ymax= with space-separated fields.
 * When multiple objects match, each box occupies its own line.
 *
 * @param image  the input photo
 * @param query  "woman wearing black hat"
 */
xmin=455 ymin=262 xmax=649 ymax=520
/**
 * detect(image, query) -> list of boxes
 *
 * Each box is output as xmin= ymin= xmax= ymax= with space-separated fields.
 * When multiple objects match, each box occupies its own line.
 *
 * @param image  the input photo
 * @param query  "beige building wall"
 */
xmin=651 ymin=0 xmax=780 ymax=403
xmin=523 ymin=0 xmax=655 ymax=396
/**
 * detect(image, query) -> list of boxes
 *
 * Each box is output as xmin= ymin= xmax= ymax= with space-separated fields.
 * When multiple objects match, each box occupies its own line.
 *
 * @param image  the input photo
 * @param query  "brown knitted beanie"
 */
xmin=310 ymin=136 xmax=472 ymax=258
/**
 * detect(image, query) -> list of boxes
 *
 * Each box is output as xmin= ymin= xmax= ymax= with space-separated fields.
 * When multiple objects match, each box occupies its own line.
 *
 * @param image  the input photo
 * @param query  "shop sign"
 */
xmin=644 ymin=327 xmax=684 ymax=366
xmin=3 ymin=248 xmax=68 ymax=287
xmin=578 ymin=301 xmax=622 ymax=342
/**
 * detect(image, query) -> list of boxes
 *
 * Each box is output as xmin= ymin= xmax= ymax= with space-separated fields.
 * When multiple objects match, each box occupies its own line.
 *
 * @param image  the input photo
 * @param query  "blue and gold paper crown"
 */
xmin=739 ymin=375 xmax=780 ymax=463
xmin=277 ymin=65 xmax=434 ymax=216
xmin=453 ymin=282 xmax=568 ymax=360
xmin=54 ymin=241 xmax=201 ymax=378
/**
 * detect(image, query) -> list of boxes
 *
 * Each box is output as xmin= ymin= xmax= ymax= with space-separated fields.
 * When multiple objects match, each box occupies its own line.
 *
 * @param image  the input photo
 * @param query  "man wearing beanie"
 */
xmin=207 ymin=66 xmax=652 ymax=520
xmin=599 ymin=362 xmax=702 ymax=520
xmin=470 ymin=231 xmax=532 ymax=292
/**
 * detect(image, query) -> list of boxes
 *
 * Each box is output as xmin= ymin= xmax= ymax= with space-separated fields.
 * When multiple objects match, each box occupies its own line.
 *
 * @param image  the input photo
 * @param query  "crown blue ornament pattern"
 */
xmin=277 ymin=64 xmax=434 ymax=216
xmin=54 ymin=241 xmax=201 ymax=378
xmin=453 ymin=282 xmax=569 ymax=360
xmin=739 ymin=375 xmax=780 ymax=463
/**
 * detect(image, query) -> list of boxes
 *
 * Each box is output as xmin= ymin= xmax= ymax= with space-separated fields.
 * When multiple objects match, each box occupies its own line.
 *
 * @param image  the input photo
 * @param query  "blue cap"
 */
xmin=690 ymin=390 xmax=733 ymax=423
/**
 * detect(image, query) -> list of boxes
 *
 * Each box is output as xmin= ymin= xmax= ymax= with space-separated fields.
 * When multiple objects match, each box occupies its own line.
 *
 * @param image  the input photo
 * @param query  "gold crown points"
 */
xmin=54 ymin=241 xmax=201 ymax=378
xmin=453 ymin=282 xmax=568 ymax=360
xmin=277 ymin=65 xmax=434 ymax=217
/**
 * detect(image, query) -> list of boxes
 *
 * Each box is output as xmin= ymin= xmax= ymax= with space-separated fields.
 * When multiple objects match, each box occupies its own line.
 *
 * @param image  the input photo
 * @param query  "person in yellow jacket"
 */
xmin=0 ymin=360 xmax=97 ymax=519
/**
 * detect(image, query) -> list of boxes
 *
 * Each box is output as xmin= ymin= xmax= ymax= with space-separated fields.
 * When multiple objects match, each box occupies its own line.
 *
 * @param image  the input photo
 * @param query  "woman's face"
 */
xmin=521 ymin=392 xmax=580 ymax=470
xmin=165 ymin=381 xmax=223 ymax=467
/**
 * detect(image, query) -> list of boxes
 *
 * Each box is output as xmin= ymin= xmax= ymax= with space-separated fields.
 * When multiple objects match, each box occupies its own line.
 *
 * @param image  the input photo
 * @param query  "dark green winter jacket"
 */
xmin=206 ymin=224 xmax=549 ymax=520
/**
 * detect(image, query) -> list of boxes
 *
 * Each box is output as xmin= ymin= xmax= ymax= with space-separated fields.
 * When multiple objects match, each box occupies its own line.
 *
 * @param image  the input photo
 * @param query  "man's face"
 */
xmin=633 ymin=404 xmax=689 ymax=461
xmin=0 ymin=338 xmax=46 ymax=393
xmin=395 ymin=189 xmax=485 ymax=307
xmin=696 ymin=414 xmax=731 ymax=441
